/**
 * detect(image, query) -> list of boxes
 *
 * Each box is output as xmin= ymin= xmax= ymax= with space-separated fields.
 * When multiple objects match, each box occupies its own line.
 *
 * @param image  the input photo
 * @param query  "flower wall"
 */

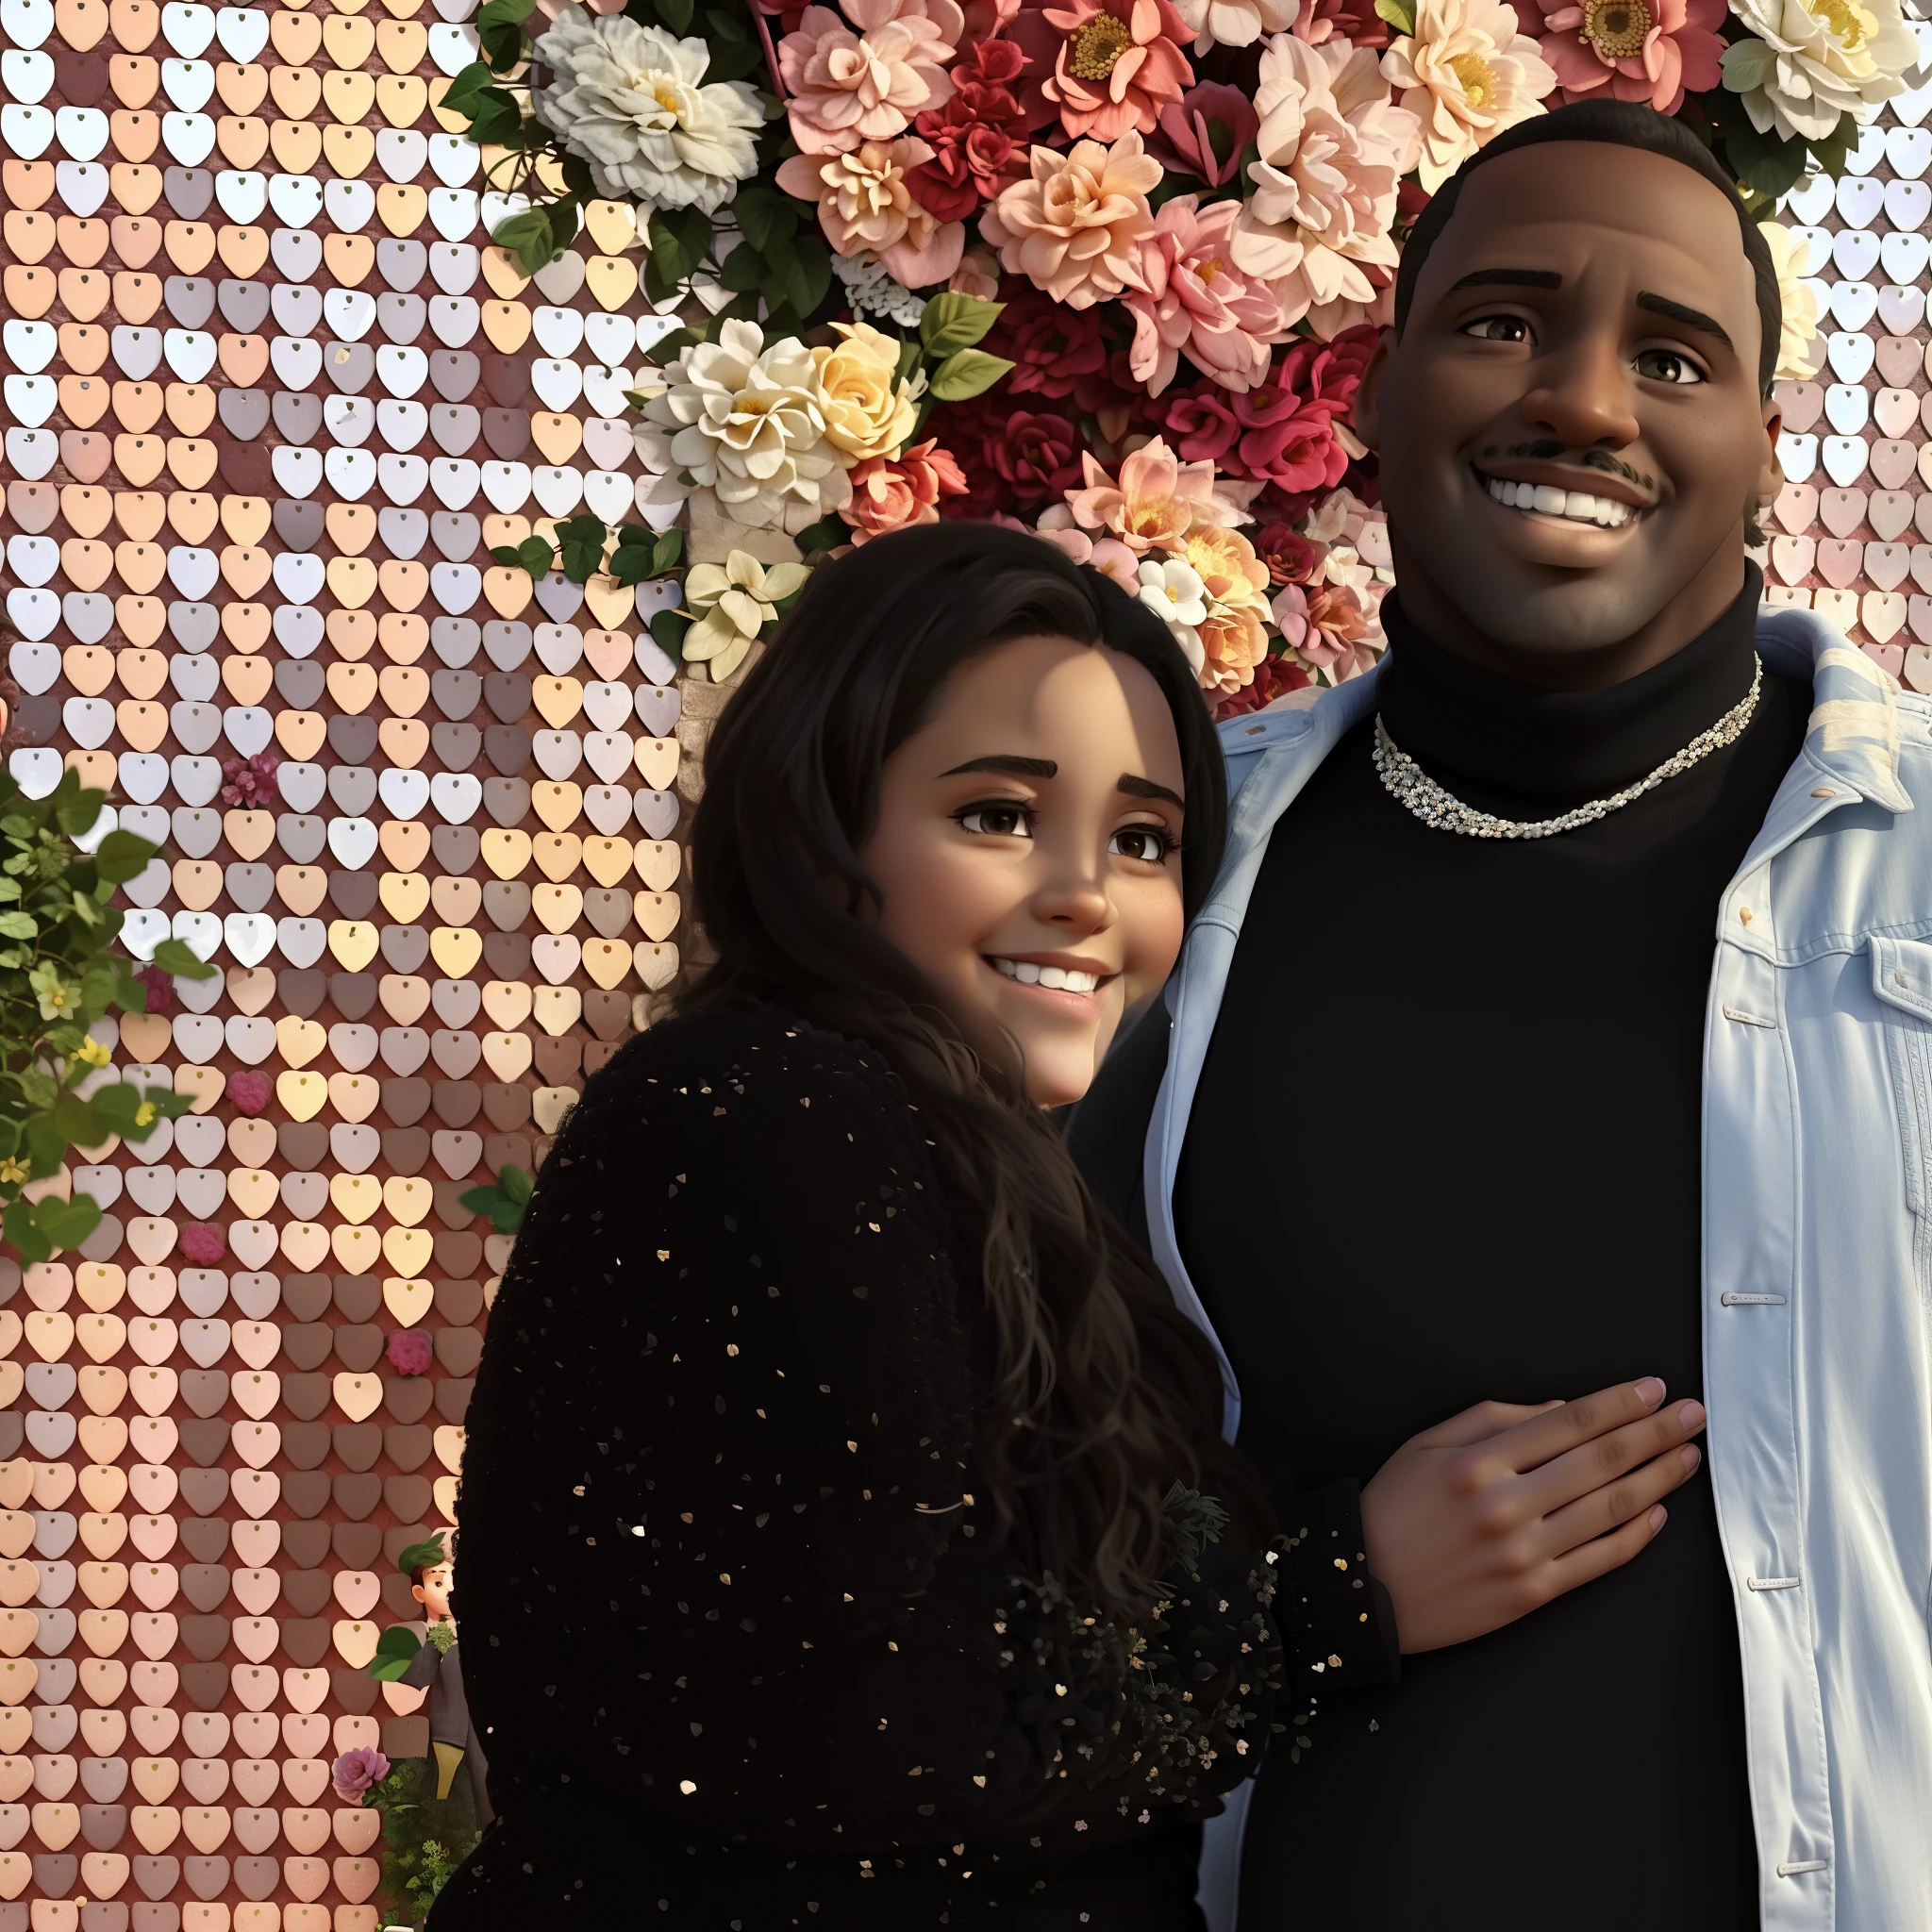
xmin=442 ymin=0 xmax=1929 ymax=712
xmin=2 ymin=0 xmax=1932 ymax=1927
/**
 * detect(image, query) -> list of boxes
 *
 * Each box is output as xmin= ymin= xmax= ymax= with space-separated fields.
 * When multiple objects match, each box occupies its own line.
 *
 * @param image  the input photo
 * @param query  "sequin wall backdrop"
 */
xmin=0 ymin=0 xmax=702 ymax=1923
xmin=2 ymin=8 xmax=1932 ymax=1926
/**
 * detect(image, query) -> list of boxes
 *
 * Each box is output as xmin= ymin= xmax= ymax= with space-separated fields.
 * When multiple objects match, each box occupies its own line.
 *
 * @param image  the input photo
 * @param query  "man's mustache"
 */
xmin=1502 ymin=440 xmax=1656 ymax=493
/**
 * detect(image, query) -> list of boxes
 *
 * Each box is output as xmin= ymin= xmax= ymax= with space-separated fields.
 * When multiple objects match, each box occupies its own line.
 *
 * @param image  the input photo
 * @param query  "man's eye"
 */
xmin=1462 ymin=315 xmax=1532 ymax=344
xmin=1109 ymin=825 xmax=1174 ymax=862
xmin=956 ymin=803 xmax=1032 ymax=838
xmin=1635 ymin=347 xmax=1705 ymax=385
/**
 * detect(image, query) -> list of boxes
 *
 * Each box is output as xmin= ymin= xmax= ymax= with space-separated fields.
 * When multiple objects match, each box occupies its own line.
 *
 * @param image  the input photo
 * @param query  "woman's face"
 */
xmin=860 ymin=633 xmax=1189 ymax=1108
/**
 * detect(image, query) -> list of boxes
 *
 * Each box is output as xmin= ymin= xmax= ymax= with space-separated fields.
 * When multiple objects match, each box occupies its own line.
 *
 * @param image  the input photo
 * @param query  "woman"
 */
xmin=435 ymin=525 xmax=1284 ymax=1929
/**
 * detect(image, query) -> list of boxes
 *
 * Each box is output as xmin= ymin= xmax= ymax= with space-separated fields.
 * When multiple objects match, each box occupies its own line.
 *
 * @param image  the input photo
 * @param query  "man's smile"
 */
xmin=1477 ymin=471 xmax=1640 ymax=529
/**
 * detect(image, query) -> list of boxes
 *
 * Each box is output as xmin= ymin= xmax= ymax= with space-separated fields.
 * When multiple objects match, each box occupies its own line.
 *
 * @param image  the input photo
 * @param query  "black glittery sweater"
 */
xmin=434 ymin=1007 xmax=1285 ymax=1931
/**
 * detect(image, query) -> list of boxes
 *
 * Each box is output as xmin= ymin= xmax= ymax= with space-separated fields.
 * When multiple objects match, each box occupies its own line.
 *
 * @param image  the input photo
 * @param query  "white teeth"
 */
xmin=991 ymin=958 xmax=1101 ymax=994
xmin=1485 ymin=475 xmax=1633 ymax=528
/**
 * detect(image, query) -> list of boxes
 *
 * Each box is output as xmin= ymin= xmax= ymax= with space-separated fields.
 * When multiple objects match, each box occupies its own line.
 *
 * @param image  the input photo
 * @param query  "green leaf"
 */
xmin=490 ymin=544 xmax=525 ymax=568
xmin=0 ymin=913 xmax=38 ymax=941
xmin=555 ymin=513 xmax=609 ymax=584
xmin=718 ymin=238 xmax=768 ymax=293
xmin=783 ymin=227 xmax=831 ymax=324
xmin=89 ymin=829 xmax=157 ymax=888
xmin=704 ymin=36 xmax=764 ymax=81
xmin=928 ymin=348 xmax=1017 ymax=403
xmin=367 ymin=1624 xmax=425 ymax=1682
xmin=707 ymin=5 xmax=748 ymax=39
xmin=650 ymin=609 xmax=692 ymax=663
xmin=1372 ymin=0 xmax=1414 ymax=31
xmin=733 ymin=183 xmax=797 ymax=254
xmin=440 ymin=58 xmax=495 ymax=113
xmin=517 ymin=535 xmax=556 ymax=579
xmin=491 ymin=207 xmax=559 ymax=277
xmin=150 ymin=938 xmax=217 ymax=979
xmin=919 ymin=291 xmax=1006 ymax=359
xmin=465 ymin=90 xmax=525 ymax=146
xmin=4 ymin=1200 xmax=50 ymax=1267
xmin=30 ymin=1193 xmax=100 ymax=1257
xmin=502 ymin=1164 xmax=535 ymax=1207
xmin=476 ymin=0 xmax=537 ymax=66
xmin=640 ymin=326 xmax=695 ymax=367
xmin=793 ymin=514 xmax=847 ymax=558
xmin=657 ymin=0 xmax=692 ymax=31
xmin=1719 ymin=35 xmax=1776 ymax=92
xmin=609 ymin=538 xmax=658 ymax=588
xmin=53 ymin=786 xmax=105 ymax=839
xmin=651 ymin=528 xmax=683 ymax=575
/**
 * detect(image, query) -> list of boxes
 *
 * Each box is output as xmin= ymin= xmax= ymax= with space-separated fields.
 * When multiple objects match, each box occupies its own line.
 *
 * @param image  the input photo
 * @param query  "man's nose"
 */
xmin=1520 ymin=336 xmax=1641 ymax=452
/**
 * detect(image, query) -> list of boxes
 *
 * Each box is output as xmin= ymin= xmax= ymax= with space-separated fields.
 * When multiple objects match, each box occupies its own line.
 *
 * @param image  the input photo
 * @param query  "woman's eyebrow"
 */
xmin=940 ymin=755 xmax=1058 ymax=778
xmin=1120 ymin=774 xmax=1183 ymax=808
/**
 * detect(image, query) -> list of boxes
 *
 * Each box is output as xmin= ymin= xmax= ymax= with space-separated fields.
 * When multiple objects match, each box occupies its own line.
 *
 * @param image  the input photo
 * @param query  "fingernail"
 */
xmin=1676 ymin=1400 xmax=1706 ymax=1431
xmin=1648 ymin=1505 xmax=1668 ymax=1531
xmin=1679 ymin=1444 xmax=1702 ymax=1473
xmin=1635 ymin=1376 xmax=1666 ymax=1407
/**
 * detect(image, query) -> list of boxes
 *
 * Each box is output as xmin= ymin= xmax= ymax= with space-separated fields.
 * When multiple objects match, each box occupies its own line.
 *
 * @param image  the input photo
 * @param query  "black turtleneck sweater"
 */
xmin=1158 ymin=573 xmax=1811 ymax=1924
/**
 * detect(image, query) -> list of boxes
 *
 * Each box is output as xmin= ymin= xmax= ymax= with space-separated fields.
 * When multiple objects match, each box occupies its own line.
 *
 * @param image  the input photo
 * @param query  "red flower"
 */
xmin=1147 ymin=384 xmax=1241 ymax=466
xmin=1147 ymin=82 xmax=1257 ymax=188
xmin=981 ymin=279 xmax=1112 ymax=401
xmin=220 ymin=753 xmax=279 ymax=808
xmin=1250 ymin=521 xmax=1329 ymax=587
xmin=134 ymin=965 xmax=175 ymax=1016
xmin=934 ymin=399 xmax=1088 ymax=516
xmin=228 ymin=1069 xmax=273 ymax=1116
xmin=1211 ymin=653 xmax=1313 ymax=720
xmin=909 ymin=36 xmax=1033 ymax=218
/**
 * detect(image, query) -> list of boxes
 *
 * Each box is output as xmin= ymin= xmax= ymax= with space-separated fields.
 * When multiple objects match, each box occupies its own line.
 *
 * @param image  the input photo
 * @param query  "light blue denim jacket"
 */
xmin=1148 ymin=611 xmax=1932 ymax=1932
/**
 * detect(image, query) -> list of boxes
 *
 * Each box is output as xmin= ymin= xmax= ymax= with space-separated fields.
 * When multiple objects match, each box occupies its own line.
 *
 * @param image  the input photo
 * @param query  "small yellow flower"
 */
xmin=0 ymin=1158 xmax=27 ymax=1185
xmin=75 ymin=1037 xmax=111 ymax=1069
xmin=134 ymin=1101 xmax=156 ymax=1128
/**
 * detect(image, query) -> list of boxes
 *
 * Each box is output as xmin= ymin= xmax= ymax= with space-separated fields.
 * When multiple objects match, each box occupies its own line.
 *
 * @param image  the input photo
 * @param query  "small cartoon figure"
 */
xmin=378 ymin=1533 xmax=493 ymax=1826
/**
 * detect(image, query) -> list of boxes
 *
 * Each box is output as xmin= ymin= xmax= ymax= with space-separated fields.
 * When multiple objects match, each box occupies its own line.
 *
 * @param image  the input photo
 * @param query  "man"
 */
xmin=1072 ymin=100 xmax=1932 ymax=1929
xmin=391 ymin=1532 xmax=494 ymax=1825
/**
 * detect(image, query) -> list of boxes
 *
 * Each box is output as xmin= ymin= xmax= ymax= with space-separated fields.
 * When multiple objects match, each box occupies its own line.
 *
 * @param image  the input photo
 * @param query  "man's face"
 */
xmin=1355 ymin=142 xmax=1783 ymax=683
xmin=413 ymin=1561 xmax=455 ymax=1623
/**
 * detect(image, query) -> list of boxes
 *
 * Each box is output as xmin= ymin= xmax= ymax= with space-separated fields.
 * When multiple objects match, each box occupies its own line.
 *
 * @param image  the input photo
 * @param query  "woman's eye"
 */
xmin=956 ymin=803 xmax=1032 ymax=839
xmin=1462 ymin=315 xmax=1532 ymax=344
xmin=1634 ymin=347 xmax=1705 ymax=385
xmin=1109 ymin=824 xmax=1174 ymax=863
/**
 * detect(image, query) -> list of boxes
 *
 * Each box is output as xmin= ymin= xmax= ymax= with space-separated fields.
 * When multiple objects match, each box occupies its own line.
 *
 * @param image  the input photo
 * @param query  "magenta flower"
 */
xmin=331 ymin=1746 xmax=391 ymax=1804
xmin=387 ymin=1329 xmax=434 ymax=1376
xmin=134 ymin=966 xmax=175 ymax=1016
xmin=1148 ymin=83 xmax=1258 ymax=188
xmin=219 ymin=753 xmax=280 ymax=809
xmin=228 ymin=1070 xmax=273 ymax=1117
xmin=179 ymin=1224 xmax=225 ymax=1266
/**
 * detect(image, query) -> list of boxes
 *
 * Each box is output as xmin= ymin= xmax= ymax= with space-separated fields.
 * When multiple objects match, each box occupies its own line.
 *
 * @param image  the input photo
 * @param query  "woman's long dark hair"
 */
xmin=685 ymin=521 xmax=1267 ymax=1614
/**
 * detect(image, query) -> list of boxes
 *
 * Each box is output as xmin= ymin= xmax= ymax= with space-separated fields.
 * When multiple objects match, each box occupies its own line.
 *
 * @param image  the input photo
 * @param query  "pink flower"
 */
xmin=780 ymin=0 xmax=964 ymax=155
xmin=1032 ymin=517 xmax=1143 ymax=590
xmin=776 ymin=139 xmax=967 ymax=288
xmin=979 ymin=130 xmax=1162 ymax=308
xmin=1273 ymin=578 xmax=1383 ymax=679
xmin=840 ymin=439 xmax=972 ymax=541
xmin=1008 ymin=0 xmax=1194 ymax=140
xmin=1122 ymin=194 xmax=1286 ymax=396
xmin=331 ymin=1747 xmax=391 ymax=1804
xmin=219 ymin=753 xmax=279 ymax=808
xmin=1527 ymin=0 xmax=1724 ymax=113
xmin=1147 ymin=82 xmax=1258 ymax=187
xmin=386 ymin=1329 xmax=434 ymax=1376
xmin=179 ymin=1224 xmax=225 ymax=1266
xmin=133 ymin=965 xmax=175 ymax=1016
xmin=949 ymin=246 xmax=1004 ymax=297
xmin=1293 ymin=0 xmax=1391 ymax=44
xmin=228 ymin=1069 xmax=273 ymax=1116
xmin=1063 ymin=436 xmax=1248 ymax=554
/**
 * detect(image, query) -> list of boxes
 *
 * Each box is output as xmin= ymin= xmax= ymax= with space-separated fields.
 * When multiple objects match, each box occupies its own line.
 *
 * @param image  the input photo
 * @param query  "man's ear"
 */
xmin=1757 ymin=396 xmax=1784 ymax=509
xmin=1350 ymin=327 xmax=1397 ymax=454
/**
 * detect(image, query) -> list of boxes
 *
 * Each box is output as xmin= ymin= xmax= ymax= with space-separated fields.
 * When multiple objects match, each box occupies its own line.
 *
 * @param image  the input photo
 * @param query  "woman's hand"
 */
xmin=1359 ymin=1377 xmax=1706 ymax=1655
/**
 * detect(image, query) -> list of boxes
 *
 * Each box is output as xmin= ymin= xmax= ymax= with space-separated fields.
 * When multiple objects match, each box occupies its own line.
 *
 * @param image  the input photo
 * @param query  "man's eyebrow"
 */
xmin=940 ymin=755 xmax=1058 ymax=779
xmin=1447 ymin=267 xmax=1563 ymax=291
xmin=1636 ymin=290 xmax=1733 ymax=350
xmin=1120 ymin=774 xmax=1183 ymax=809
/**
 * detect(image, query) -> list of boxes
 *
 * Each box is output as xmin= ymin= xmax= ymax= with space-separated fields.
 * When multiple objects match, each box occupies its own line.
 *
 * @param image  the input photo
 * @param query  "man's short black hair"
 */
xmin=1393 ymin=100 xmax=1785 ymax=397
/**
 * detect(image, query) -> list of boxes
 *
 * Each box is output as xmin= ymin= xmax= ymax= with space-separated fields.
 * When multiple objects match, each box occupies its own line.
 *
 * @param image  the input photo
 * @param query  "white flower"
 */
xmin=1719 ymin=0 xmax=1914 ymax=142
xmin=1138 ymin=557 xmax=1211 ymax=673
xmin=640 ymin=319 xmax=854 ymax=530
xmin=832 ymin=249 xmax=929 ymax=326
xmin=1758 ymin=219 xmax=1825 ymax=380
xmin=1233 ymin=35 xmax=1423 ymax=337
xmin=1170 ymin=0 xmax=1298 ymax=55
xmin=684 ymin=550 xmax=814 ymax=682
xmin=1380 ymin=0 xmax=1557 ymax=193
xmin=531 ymin=12 xmax=763 ymax=214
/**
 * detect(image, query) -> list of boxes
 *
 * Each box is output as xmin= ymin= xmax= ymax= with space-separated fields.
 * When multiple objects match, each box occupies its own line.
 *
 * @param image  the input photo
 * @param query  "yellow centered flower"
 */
xmin=0 ymin=1158 xmax=26 ymax=1185
xmin=134 ymin=1101 xmax=156 ymax=1127
xmin=75 ymin=1038 xmax=110 ymax=1068
xmin=1581 ymin=0 xmax=1651 ymax=57
xmin=1449 ymin=51 xmax=1500 ymax=105
xmin=1813 ymin=0 xmax=1875 ymax=47
xmin=1070 ymin=12 xmax=1135 ymax=79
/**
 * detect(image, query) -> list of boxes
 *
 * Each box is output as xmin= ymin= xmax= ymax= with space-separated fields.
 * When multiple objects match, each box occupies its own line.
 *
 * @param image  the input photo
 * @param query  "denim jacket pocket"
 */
xmin=1872 ymin=936 xmax=1932 ymax=1237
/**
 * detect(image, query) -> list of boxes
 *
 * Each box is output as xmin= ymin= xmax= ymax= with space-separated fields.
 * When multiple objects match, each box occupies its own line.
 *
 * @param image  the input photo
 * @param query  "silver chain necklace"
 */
xmin=1372 ymin=655 xmax=1764 ymax=841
